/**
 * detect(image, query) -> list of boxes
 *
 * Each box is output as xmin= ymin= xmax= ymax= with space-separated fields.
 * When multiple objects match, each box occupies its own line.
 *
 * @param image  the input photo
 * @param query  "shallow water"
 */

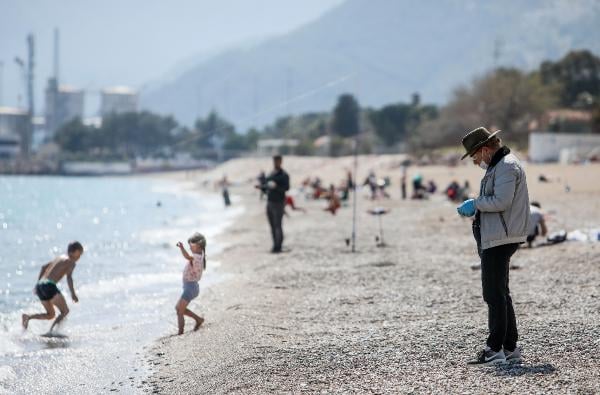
xmin=0 ymin=175 xmax=242 ymax=394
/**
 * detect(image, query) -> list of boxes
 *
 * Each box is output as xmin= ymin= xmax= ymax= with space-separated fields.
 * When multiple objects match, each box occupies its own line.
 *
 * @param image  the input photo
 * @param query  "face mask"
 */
xmin=478 ymin=149 xmax=489 ymax=170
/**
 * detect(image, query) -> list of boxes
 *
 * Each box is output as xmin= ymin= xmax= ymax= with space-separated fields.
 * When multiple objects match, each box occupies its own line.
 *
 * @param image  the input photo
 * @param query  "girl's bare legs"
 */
xmin=184 ymin=308 xmax=204 ymax=330
xmin=176 ymin=298 xmax=204 ymax=334
xmin=175 ymin=298 xmax=188 ymax=335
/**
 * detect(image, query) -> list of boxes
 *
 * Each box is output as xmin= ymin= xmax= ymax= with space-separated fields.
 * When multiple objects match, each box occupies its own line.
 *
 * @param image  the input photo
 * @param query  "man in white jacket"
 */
xmin=457 ymin=127 xmax=530 ymax=366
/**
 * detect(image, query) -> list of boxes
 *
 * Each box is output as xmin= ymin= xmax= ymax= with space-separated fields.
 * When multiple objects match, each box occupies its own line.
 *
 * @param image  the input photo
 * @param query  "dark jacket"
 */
xmin=262 ymin=168 xmax=290 ymax=203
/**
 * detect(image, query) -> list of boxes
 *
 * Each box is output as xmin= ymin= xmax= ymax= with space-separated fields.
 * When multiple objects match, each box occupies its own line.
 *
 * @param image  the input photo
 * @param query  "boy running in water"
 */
xmin=22 ymin=241 xmax=84 ymax=333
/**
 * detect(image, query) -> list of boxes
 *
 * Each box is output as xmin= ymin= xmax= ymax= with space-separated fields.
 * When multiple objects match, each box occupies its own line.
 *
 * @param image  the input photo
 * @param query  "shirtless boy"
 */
xmin=22 ymin=241 xmax=84 ymax=333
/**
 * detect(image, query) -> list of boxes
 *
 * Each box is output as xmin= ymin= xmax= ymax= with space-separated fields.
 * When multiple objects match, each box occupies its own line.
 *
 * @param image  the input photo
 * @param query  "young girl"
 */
xmin=175 ymin=232 xmax=206 ymax=335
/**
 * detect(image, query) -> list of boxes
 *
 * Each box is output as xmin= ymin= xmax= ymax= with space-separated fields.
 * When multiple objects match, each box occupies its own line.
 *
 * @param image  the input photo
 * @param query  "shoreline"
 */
xmin=0 ymin=175 xmax=241 ymax=394
xmin=144 ymin=159 xmax=600 ymax=393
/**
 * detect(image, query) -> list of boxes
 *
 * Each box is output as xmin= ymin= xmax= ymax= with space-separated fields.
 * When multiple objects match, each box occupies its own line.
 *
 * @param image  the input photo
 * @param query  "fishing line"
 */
xmin=168 ymin=72 xmax=356 ymax=149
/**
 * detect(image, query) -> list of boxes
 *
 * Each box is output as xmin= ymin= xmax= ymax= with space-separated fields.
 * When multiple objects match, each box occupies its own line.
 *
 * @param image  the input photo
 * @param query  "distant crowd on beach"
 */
xmin=249 ymin=153 xmax=589 ymax=260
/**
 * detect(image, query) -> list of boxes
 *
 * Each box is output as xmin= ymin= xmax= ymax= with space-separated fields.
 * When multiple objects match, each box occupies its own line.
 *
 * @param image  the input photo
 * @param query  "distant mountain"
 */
xmin=141 ymin=0 xmax=600 ymax=131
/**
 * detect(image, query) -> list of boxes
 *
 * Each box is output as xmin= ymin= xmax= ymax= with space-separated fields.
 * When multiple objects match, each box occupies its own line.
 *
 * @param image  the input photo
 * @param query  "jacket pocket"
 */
xmin=499 ymin=213 xmax=509 ymax=236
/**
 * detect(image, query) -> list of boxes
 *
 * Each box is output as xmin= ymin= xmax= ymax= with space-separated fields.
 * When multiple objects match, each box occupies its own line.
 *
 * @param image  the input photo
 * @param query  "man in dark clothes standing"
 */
xmin=457 ymin=127 xmax=530 ymax=366
xmin=257 ymin=155 xmax=290 ymax=253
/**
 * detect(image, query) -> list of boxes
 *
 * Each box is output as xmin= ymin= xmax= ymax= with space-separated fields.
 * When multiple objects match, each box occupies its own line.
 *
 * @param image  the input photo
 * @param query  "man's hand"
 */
xmin=72 ymin=295 xmax=79 ymax=303
xmin=176 ymin=241 xmax=183 ymax=248
xmin=457 ymin=199 xmax=476 ymax=217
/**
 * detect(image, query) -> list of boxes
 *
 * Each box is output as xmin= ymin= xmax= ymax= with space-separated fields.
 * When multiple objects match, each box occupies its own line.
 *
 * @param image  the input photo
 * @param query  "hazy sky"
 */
xmin=0 ymin=0 xmax=343 ymax=112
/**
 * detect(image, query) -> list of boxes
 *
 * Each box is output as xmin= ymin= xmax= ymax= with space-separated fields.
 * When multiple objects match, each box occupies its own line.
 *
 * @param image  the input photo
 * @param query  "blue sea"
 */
xmin=0 ymin=175 xmax=242 ymax=394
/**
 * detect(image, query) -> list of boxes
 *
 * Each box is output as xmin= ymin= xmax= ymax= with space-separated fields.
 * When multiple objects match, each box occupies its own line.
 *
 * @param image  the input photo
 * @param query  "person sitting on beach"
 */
xmin=411 ymin=174 xmax=427 ymax=199
xmin=526 ymin=202 xmax=548 ymax=247
xmin=175 ymin=233 xmax=206 ymax=335
xmin=426 ymin=180 xmax=437 ymax=194
xmin=324 ymin=184 xmax=341 ymax=215
xmin=363 ymin=171 xmax=378 ymax=200
xmin=311 ymin=177 xmax=325 ymax=199
xmin=445 ymin=180 xmax=460 ymax=201
xmin=22 ymin=241 xmax=84 ymax=333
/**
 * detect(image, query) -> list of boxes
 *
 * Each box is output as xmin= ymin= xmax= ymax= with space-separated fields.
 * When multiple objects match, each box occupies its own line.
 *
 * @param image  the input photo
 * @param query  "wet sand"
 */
xmin=145 ymin=157 xmax=600 ymax=394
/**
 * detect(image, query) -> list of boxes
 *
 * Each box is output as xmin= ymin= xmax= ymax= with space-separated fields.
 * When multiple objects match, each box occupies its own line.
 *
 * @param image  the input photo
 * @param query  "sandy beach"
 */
xmin=145 ymin=156 xmax=600 ymax=394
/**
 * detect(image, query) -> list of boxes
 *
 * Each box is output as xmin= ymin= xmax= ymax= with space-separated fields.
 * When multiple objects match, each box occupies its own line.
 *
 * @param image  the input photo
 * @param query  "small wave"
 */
xmin=77 ymin=271 xmax=181 ymax=297
xmin=0 ymin=333 xmax=21 ymax=356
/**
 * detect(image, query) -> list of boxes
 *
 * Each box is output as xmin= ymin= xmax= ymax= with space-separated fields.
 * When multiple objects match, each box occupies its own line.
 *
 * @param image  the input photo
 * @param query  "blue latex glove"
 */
xmin=457 ymin=199 xmax=476 ymax=217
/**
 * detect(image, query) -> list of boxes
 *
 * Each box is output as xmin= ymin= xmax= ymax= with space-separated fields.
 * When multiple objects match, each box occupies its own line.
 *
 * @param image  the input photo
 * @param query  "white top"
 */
xmin=528 ymin=205 xmax=544 ymax=236
xmin=183 ymin=252 xmax=204 ymax=282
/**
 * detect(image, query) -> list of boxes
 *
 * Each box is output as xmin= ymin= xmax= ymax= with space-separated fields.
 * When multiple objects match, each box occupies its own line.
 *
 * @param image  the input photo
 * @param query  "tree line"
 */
xmin=55 ymin=50 xmax=600 ymax=159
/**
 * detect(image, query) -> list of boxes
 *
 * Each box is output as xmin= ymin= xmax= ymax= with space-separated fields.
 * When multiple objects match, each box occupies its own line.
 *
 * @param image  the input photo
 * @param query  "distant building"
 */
xmin=61 ymin=161 xmax=133 ymax=175
xmin=529 ymin=132 xmax=600 ymax=163
xmin=256 ymin=138 xmax=299 ymax=156
xmin=83 ymin=116 xmax=102 ymax=128
xmin=313 ymin=135 xmax=331 ymax=156
xmin=45 ymin=78 xmax=85 ymax=137
xmin=100 ymin=86 xmax=138 ymax=117
xmin=0 ymin=107 xmax=29 ymax=158
xmin=529 ymin=109 xmax=593 ymax=134
xmin=31 ymin=115 xmax=47 ymax=151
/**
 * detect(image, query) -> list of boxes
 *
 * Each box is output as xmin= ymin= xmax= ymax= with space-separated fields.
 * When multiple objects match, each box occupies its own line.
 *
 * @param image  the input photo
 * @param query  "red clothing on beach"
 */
xmin=285 ymin=195 xmax=295 ymax=208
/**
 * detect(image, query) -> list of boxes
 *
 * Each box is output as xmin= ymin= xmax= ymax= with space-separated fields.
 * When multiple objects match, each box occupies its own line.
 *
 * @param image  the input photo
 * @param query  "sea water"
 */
xmin=0 ymin=175 xmax=242 ymax=394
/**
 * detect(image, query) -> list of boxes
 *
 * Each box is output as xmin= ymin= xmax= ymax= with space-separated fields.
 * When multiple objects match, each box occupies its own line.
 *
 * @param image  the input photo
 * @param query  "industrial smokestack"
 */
xmin=27 ymin=33 xmax=35 ymax=117
xmin=53 ymin=28 xmax=59 ymax=83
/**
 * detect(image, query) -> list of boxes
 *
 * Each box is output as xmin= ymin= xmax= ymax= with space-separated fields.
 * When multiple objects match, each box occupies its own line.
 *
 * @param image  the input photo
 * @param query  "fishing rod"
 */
xmin=167 ymin=72 xmax=356 ymax=150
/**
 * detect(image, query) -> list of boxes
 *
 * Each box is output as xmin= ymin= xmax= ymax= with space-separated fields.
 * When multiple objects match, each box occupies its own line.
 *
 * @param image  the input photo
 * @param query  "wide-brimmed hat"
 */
xmin=460 ymin=127 xmax=501 ymax=160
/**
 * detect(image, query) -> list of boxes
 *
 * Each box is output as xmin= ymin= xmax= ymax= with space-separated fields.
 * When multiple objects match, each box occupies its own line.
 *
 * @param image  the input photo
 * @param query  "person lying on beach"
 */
xmin=175 ymin=233 xmax=206 ymax=335
xmin=22 ymin=241 xmax=84 ymax=333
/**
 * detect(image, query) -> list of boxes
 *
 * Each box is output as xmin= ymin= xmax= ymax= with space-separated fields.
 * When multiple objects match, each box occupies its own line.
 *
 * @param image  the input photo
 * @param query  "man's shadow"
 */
xmin=490 ymin=362 xmax=556 ymax=377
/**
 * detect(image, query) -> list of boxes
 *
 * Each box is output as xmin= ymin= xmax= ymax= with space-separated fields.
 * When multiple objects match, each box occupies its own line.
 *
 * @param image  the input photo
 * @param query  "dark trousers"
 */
xmin=480 ymin=243 xmax=520 ymax=352
xmin=267 ymin=201 xmax=285 ymax=251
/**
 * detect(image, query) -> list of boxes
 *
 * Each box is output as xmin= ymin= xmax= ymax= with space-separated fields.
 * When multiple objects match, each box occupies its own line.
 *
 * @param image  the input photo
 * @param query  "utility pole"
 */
xmin=14 ymin=56 xmax=26 ymax=105
xmin=493 ymin=37 xmax=504 ymax=68
xmin=22 ymin=34 xmax=35 ymax=159
xmin=0 ymin=61 xmax=4 ymax=106
xmin=252 ymin=75 xmax=258 ymax=116
xmin=351 ymin=75 xmax=361 ymax=253
xmin=285 ymin=67 xmax=292 ymax=116
xmin=54 ymin=28 xmax=60 ymax=83
xmin=351 ymin=136 xmax=358 ymax=252
xmin=196 ymin=86 xmax=202 ymax=118
xmin=27 ymin=34 xmax=35 ymax=118
xmin=13 ymin=35 xmax=35 ymax=159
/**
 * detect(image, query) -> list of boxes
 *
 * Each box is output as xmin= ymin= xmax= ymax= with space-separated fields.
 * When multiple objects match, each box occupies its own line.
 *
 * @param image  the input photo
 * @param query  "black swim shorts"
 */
xmin=35 ymin=282 xmax=60 ymax=301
